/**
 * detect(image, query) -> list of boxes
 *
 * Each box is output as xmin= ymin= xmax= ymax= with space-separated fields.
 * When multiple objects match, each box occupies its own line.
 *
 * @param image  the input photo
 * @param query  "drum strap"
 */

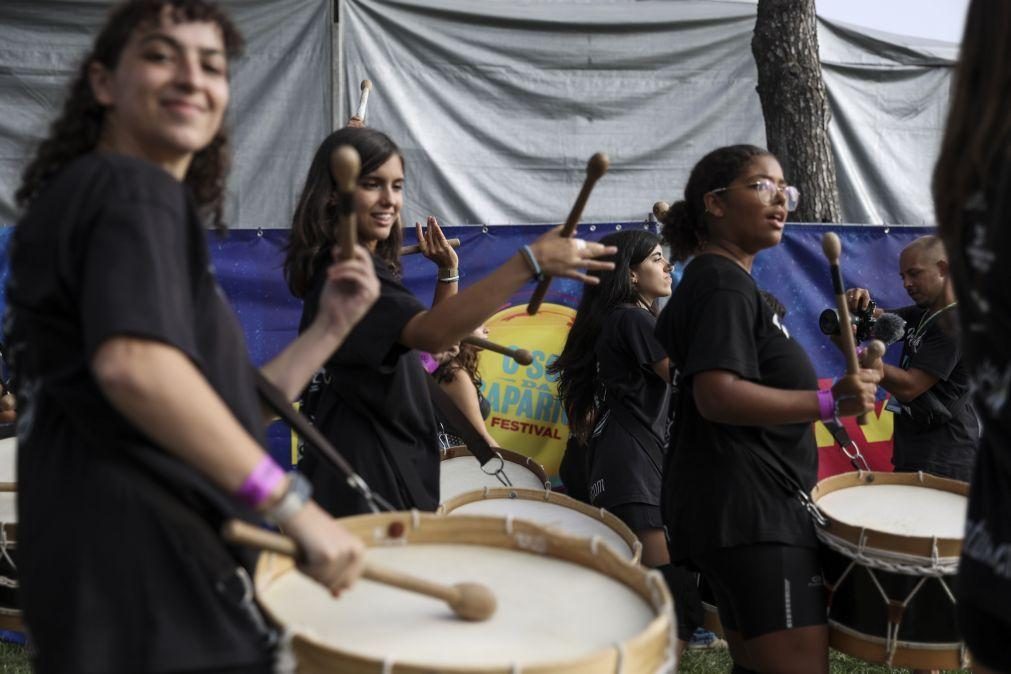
xmin=253 ymin=370 xmax=395 ymax=512
xmin=740 ymin=438 xmax=827 ymax=527
xmin=423 ymin=375 xmax=512 ymax=486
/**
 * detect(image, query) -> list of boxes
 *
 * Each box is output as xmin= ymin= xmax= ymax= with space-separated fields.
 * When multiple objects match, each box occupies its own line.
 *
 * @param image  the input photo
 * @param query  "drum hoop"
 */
xmin=438 ymin=487 xmax=642 ymax=564
xmin=811 ymin=471 xmax=966 ymax=559
xmin=253 ymin=512 xmax=673 ymax=674
xmin=440 ymin=445 xmax=550 ymax=486
xmin=828 ymin=619 xmax=969 ymax=671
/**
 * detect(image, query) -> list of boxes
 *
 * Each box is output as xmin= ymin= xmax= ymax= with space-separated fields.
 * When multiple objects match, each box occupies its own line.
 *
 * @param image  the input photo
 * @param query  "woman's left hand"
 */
xmin=316 ymin=244 xmax=380 ymax=338
xmin=415 ymin=216 xmax=458 ymax=268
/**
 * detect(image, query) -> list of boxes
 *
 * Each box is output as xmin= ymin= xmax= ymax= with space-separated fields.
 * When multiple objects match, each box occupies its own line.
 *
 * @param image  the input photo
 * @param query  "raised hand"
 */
xmin=528 ymin=224 xmax=617 ymax=284
xmin=316 ymin=244 xmax=380 ymax=339
xmin=415 ymin=216 xmax=459 ymax=269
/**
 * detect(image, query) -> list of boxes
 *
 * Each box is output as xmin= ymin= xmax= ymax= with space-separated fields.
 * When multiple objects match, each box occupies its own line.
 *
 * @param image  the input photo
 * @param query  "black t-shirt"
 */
xmin=4 ymin=153 xmax=270 ymax=671
xmin=890 ymin=304 xmax=978 ymax=478
xmin=655 ymin=254 xmax=819 ymax=563
xmin=946 ymin=151 xmax=1011 ymax=619
xmin=586 ymin=305 xmax=670 ymax=509
xmin=298 ymin=252 xmax=440 ymax=515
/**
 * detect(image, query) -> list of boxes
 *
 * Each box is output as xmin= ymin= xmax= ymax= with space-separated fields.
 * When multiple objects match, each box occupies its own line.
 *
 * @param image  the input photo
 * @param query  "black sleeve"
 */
xmin=617 ymin=309 xmax=667 ymax=368
xmin=908 ymin=320 xmax=961 ymax=381
xmin=328 ymin=263 xmax=426 ymax=369
xmin=680 ymin=289 xmax=760 ymax=381
xmin=80 ymin=198 xmax=199 ymax=362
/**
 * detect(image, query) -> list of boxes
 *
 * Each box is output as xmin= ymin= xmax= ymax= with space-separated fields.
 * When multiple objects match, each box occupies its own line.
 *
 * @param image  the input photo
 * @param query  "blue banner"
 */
xmin=0 ymin=222 xmax=933 ymax=475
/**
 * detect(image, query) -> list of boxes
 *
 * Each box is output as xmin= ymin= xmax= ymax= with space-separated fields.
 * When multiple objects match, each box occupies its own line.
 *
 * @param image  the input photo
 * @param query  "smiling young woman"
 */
xmin=654 ymin=145 xmax=882 ymax=674
xmin=284 ymin=127 xmax=617 ymax=517
xmin=6 ymin=2 xmax=380 ymax=671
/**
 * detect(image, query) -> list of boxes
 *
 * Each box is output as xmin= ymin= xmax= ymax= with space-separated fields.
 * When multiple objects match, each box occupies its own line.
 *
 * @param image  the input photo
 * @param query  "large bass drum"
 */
xmin=812 ymin=471 xmax=969 ymax=670
xmin=439 ymin=445 xmax=548 ymax=503
xmin=254 ymin=512 xmax=675 ymax=673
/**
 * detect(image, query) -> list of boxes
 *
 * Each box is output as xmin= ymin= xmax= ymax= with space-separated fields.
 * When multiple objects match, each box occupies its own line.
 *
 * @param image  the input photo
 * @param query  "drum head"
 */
xmin=255 ymin=513 xmax=673 ymax=674
xmin=439 ymin=446 xmax=548 ymax=503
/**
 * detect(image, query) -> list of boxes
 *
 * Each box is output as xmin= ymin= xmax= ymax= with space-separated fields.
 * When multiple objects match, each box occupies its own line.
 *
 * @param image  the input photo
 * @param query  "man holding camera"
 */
xmin=846 ymin=235 xmax=978 ymax=482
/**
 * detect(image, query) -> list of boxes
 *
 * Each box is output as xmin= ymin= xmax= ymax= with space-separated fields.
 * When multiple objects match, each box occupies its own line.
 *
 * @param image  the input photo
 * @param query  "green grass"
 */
xmin=680 ymin=647 xmax=971 ymax=673
xmin=0 ymin=642 xmax=29 ymax=674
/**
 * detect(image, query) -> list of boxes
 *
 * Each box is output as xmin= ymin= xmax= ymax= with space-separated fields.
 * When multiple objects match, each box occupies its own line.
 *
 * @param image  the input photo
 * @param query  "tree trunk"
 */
xmin=752 ymin=0 xmax=841 ymax=223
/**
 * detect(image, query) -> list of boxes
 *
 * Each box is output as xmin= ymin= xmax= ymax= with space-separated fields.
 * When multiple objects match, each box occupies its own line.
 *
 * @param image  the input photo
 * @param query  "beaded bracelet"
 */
xmin=518 ymin=245 xmax=544 ymax=282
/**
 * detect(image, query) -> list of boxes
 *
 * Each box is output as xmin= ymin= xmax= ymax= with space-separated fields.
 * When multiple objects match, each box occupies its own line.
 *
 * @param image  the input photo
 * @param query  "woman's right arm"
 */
xmin=692 ymin=368 xmax=880 ymax=426
xmin=400 ymin=226 xmax=617 ymax=353
xmin=439 ymin=368 xmax=499 ymax=447
xmin=92 ymin=338 xmax=364 ymax=594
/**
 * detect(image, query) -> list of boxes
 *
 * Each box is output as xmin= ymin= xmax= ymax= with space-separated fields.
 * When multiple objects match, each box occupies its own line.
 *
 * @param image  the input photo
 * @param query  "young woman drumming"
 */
xmin=5 ymin=1 xmax=376 ymax=671
xmin=432 ymin=326 xmax=499 ymax=449
xmin=654 ymin=145 xmax=881 ymax=674
xmin=549 ymin=229 xmax=705 ymax=654
xmin=284 ymin=127 xmax=616 ymax=516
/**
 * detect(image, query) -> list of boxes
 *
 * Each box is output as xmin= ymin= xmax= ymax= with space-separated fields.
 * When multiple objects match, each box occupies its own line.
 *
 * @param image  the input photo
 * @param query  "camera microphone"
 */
xmin=872 ymin=312 xmax=906 ymax=345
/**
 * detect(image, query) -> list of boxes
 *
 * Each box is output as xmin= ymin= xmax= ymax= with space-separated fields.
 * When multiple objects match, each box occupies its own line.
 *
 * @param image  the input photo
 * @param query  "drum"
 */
xmin=812 ymin=471 xmax=969 ymax=670
xmin=254 ymin=512 xmax=675 ymax=673
xmin=0 ymin=424 xmax=19 ymax=632
xmin=440 ymin=445 xmax=548 ymax=503
xmin=438 ymin=487 xmax=642 ymax=563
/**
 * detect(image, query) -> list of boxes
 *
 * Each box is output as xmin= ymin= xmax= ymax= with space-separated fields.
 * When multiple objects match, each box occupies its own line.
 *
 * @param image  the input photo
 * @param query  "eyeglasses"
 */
xmin=710 ymin=179 xmax=801 ymax=212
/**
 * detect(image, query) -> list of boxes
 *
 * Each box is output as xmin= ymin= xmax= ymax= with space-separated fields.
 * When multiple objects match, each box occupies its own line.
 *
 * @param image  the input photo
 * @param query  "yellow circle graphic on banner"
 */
xmin=479 ymin=302 xmax=575 ymax=478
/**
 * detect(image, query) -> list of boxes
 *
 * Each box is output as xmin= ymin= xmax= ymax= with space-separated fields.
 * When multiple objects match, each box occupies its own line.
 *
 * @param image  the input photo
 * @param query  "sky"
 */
xmin=815 ymin=0 xmax=969 ymax=43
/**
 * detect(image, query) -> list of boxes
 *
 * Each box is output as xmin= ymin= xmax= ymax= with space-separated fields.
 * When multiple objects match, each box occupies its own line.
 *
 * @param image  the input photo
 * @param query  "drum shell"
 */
xmin=813 ymin=471 xmax=969 ymax=670
xmin=0 ymin=429 xmax=19 ymax=633
xmin=439 ymin=445 xmax=548 ymax=503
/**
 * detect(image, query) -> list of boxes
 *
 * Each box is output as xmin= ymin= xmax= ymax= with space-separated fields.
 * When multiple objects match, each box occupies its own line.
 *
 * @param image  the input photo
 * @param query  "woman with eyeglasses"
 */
xmin=654 ymin=145 xmax=881 ymax=674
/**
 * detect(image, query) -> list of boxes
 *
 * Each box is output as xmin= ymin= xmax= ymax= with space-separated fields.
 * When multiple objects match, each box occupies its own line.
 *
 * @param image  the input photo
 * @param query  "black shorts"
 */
xmin=958 ymin=600 xmax=1011 ymax=673
xmin=694 ymin=543 xmax=826 ymax=640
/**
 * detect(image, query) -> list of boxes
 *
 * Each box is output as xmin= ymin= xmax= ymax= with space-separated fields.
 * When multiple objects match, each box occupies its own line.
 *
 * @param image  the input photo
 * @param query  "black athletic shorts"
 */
xmin=694 ymin=542 xmax=826 ymax=640
xmin=959 ymin=600 xmax=1011 ymax=673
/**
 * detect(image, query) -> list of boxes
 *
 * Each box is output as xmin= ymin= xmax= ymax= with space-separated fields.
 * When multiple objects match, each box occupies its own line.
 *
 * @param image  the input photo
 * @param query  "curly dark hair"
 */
xmin=15 ymin=0 xmax=244 ymax=229
xmin=661 ymin=144 xmax=772 ymax=261
xmin=433 ymin=343 xmax=483 ymax=392
xmin=284 ymin=127 xmax=405 ymax=298
xmin=547 ymin=229 xmax=663 ymax=445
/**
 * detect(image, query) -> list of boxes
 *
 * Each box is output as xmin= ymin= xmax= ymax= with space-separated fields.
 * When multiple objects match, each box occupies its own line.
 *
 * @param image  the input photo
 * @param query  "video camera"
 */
xmin=819 ymin=300 xmax=879 ymax=343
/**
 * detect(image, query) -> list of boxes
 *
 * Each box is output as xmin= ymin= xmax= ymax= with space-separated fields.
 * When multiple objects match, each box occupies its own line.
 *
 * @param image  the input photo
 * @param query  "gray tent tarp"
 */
xmin=0 ymin=0 xmax=332 ymax=229
xmin=339 ymin=0 xmax=958 ymax=228
xmin=1 ymin=0 xmax=957 ymax=230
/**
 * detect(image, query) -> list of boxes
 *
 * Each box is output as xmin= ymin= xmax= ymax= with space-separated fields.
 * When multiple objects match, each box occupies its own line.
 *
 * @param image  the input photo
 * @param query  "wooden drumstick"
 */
xmin=526 ymin=153 xmax=610 ymax=315
xmin=652 ymin=201 xmax=670 ymax=221
xmin=822 ymin=232 xmax=872 ymax=426
xmin=462 ymin=336 xmax=533 ymax=366
xmin=222 ymin=520 xmax=497 ymax=621
xmin=355 ymin=79 xmax=372 ymax=121
xmin=330 ymin=145 xmax=360 ymax=260
xmin=400 ymin=238 xmax=461 ymax=257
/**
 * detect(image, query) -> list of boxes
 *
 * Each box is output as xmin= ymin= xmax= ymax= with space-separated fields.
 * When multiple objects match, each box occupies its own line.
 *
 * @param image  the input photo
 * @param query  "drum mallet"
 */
xmin=526 ymin=153 xmax=610 ymax=315
xmin=222 ymin=519 xmax=497 ymax=621
xmin=330 ymin=146 xmax=360 ymax=260
xmin=652 ymin=201 xmax=670 ymax=221
xmin=821 ymin=233 xmax=885 ymax=426
xmin=462 ymin=336 xmax=533 ymax=366
xmin=355 ymin=79 xmax=372 ymax=122
xmin=400 ymin=238 xmax=461 ymax=257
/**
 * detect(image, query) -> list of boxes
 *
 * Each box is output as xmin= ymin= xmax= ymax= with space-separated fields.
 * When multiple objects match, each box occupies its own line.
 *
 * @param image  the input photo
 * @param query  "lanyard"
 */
xmin=900 ymin=302 xmax=957 ymax=368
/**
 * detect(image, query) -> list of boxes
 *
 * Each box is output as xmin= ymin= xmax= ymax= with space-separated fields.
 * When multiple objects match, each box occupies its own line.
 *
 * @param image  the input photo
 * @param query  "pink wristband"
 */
xmin=817 ymin=389 xmax=836 ymax=422
xmin=236 ymin=456 xmax=286 ymax=509
xmin=418 ymin=351 xmax=440 ymax=374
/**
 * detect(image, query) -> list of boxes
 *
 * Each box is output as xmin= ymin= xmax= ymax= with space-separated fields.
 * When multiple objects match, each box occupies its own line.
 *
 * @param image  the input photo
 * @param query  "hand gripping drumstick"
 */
xmin=400 ymin=238 xmax=461 ymax=257
xmin=355 ymin=79 xmax=372 ymax=121
xmin=461 ymin=336 xmax=533 ymax=366
xmin=526 ymin=153 xmax=610 ymax=315
xmin=821 ymin=233 xmax=884 ymax=426
xmin=330 ymin=146 xmax=360 ymax=260
xmin=222 ymin=519 xmax=497 ymax=621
